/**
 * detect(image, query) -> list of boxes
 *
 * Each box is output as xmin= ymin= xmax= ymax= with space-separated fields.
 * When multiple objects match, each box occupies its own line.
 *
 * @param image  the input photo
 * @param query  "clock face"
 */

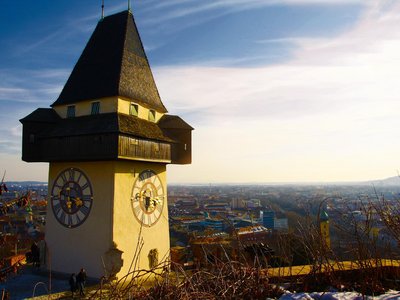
xmin=50 ymin=168 xmax=93 ymax=228
xmin=131 ymin=170 xmax=165 ymax=227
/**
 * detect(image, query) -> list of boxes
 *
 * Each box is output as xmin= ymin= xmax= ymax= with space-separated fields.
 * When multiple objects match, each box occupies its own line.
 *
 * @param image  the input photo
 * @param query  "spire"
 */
xmin=52 ymin=10 xmax=167 ymax=113
xmin=101 ymin=0 xmax=105 ymax=20
xmin=128 ymin=0 xmax=131 ymax=12
xmin=320 ymin=210 xmax=329 ymax=222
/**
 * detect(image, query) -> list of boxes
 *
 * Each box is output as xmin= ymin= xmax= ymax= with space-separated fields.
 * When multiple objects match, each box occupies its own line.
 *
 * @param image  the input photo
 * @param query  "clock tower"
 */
xmin=20 ymin=10 xmax=192 ymax=279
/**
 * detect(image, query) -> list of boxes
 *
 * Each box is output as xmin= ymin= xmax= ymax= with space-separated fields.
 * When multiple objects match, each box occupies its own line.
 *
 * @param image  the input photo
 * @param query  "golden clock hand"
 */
xmin=64 ymin=187 xmax=73 ymax=211
xmin=66 ymin=200 xmax=72 ymax=210
xmin=75 ymin=197 xmax=83 ymax=207
xmin=66 ymin=187 xmax=71 ymax=201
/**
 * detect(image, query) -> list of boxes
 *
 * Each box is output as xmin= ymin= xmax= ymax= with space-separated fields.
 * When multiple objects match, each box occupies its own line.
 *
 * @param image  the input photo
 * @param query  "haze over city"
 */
xmin=1 ymin=0 xmax=399 ymax=183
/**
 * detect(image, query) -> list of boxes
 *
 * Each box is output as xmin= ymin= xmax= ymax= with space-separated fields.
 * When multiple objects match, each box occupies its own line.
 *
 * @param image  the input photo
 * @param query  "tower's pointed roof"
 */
xmin=52 ymin=10 xmax=167 ymax=113
xmin=320 ymin=210 xmax=329 ymax=221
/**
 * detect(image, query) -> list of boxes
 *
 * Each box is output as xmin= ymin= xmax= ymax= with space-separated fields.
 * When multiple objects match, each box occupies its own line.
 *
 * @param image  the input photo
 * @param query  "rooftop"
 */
xmin=52 ymin=10 xmax=167 ymax=113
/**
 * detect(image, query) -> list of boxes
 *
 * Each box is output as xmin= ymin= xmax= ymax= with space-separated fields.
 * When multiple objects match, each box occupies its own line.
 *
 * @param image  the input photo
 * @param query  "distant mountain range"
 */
xmin=369 ymin=176 xmax=400 ymax=186
xmin=3 ymin=177 xmax=400 ymax=187
xmin=5 ymin=181 xmax=47 ymax=186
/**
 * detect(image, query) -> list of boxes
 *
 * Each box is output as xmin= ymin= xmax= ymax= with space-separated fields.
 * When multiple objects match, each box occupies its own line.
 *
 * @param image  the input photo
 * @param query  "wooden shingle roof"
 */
xmin=158 ymin=115 xmax=194 ymax=130
xmin=24 ymin=111 xmax=174 ymax=143
xmin=19 ymin=110 xmax=192 ymax=144
xmin=51 ymin=10 xmax=167 ymax=113
xmin=19 ymin=108 xmax=60 ymax=123
xmin=118 ymin=114 xmax=174 ymax=142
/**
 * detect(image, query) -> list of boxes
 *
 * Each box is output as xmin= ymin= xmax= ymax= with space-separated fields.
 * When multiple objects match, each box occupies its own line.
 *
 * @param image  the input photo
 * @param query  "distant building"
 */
xmin=170 ymin=246 xmax=187 ymax=269
xmin=237 ymin=225 xmax=271 ymax=245
xmin=190 ymin=233 xmax=231 ymax=267
xmin=204 ymin=203 xmax=230 ymax=212
xmin=175 ymin=199 xmax=198 ymax=209
xmin=231 ymin=198 xmax=245 ymax=209
xmin=204 ymin=218 xmax=225 ymax=231
xmin=246 ymin=199 xmax=261 ymax=209
xmin=234 ymin=219 xmax=254 ymax=228
xmin=274 ymin=218 xmax=288 ymax=231
xmin=263 ymin=210 xmax=275 ymax=229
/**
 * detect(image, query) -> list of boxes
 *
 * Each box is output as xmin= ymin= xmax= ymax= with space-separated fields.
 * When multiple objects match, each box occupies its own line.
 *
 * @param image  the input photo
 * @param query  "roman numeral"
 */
xmin=82 ymin=195 xmax=92 ymax=202
xmin=81 ymin=182 xmax=90 ymax=191
xmin=76 ymin=211 xmax=83 ymax=222
xmin=59 ymin=211 xmax=66 ymax=224
xmin=80 ymin=205 xmax=89 ymax=216
xmin=60 ymin=172 xmax=67 ymax=183
xmin=149 ymin=214 xmax=154 ymax=225
xmin=134 ymin=204 xmax=141 ymax=215
xmin=143 ymin=214 xmax=150 ymax=225
xmin=68 ymin=169 xmax=75 ymax=181
xmin=53 ymin=183 xmax=63 ymax=191
xmin=76 ymin=171 xmax=82 ymax=182
xmin=70 ymin=214 xmax=76 ymax=225
xmin=53 ymin=202 xmax=61 ymax=214
xmin=67 ymin=215 xmax=73 ymax=227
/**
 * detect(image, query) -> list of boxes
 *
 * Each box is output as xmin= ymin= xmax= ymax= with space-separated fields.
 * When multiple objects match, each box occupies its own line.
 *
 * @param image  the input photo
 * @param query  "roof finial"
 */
xmin=101 ymin=0 xmax=105 ymax=20
xmin=128 ymin=0 xmax=132 ymax=12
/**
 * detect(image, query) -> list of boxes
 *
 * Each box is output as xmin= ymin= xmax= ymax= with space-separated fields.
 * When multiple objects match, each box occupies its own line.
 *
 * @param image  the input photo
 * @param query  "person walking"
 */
xmin=76 ymin=268 xmax=87 ymax=297
xmin=30 ymin=242 xmax=40 ymax=267
xmin=69 ymin=273 xmax=77 ymax=298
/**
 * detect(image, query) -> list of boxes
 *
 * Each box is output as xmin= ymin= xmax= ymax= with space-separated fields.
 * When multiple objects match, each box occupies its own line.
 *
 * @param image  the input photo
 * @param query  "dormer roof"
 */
xmin=51 ymin=10 xmax=167 ymax=113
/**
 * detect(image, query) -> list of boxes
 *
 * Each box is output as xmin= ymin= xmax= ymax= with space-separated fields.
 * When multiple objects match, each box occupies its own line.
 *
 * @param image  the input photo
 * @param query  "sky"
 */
xmin=1 ymin=0 xmax=400 ymax=183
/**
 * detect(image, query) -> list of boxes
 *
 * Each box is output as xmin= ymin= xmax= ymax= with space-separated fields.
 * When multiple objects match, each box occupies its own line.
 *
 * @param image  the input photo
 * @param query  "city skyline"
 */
xmin=1 ymin=0 xmax=400 ymax=183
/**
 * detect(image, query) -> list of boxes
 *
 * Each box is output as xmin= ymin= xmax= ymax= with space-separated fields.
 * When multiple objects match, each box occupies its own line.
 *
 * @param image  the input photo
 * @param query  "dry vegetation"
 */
xmin=26 ymin=197 xmax=400 ymax=299
xmin=74 ymin=198 xmax=400 ymax=299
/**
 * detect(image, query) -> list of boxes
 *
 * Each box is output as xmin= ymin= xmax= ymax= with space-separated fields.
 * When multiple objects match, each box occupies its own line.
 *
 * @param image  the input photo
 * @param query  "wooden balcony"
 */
xmin=118 ymin=135 xmax=171 ymax=163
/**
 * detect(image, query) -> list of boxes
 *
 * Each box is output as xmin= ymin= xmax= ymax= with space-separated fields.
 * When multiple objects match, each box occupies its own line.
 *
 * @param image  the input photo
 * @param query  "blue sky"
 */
xmin=1 ymin=0 xmax=400 ymax=183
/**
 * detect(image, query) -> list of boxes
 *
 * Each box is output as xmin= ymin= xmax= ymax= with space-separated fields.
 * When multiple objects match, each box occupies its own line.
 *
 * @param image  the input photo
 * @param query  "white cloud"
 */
xmin=4 ymin=0 xmax=398 ymax=183
xmin=161 ymin=0 xmax=400 ymax=183
xmin=10 ymin=125 xmax=22 ymax=138
xmin=141 ymin=0 xmax=366 ymax=29
xmin=0 ymin=69 xmax=66 ymax=104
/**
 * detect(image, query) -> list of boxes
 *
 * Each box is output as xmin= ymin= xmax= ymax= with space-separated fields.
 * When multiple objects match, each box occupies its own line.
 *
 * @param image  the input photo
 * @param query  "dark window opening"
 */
xmin=148 ymin=109 xmax=156 ymax=122
xmin=91 ymin=102 xmax=100 ymax=115
xmin=29 ymin=134 xmax=35 ymax=143
xmin=67 ymin=105 xmax=75 ymax=118
xmin=130 ymin=103 xmax=138 ymax=116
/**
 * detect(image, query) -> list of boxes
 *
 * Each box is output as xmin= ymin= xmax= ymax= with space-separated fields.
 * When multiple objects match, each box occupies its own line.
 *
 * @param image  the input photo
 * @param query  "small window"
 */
xmin=67 ymin=105 xmax=75 ymax=118
xmin=148 ymin=109 xmax=156 ymax=122
xmin=130 ymin=103 xmax=138 ymax=116
xmin=29 ymin=134 xmax=35 ymax=144
xmin=91 ymin=101 xmax=100 ymax=115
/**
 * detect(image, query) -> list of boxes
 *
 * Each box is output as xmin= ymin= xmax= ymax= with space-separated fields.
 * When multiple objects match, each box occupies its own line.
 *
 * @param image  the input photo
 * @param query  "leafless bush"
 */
xmin=86 ymin=196 xmax=400 ymax=299
xmin=89 ymin=258 xmax=284 ymax=299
